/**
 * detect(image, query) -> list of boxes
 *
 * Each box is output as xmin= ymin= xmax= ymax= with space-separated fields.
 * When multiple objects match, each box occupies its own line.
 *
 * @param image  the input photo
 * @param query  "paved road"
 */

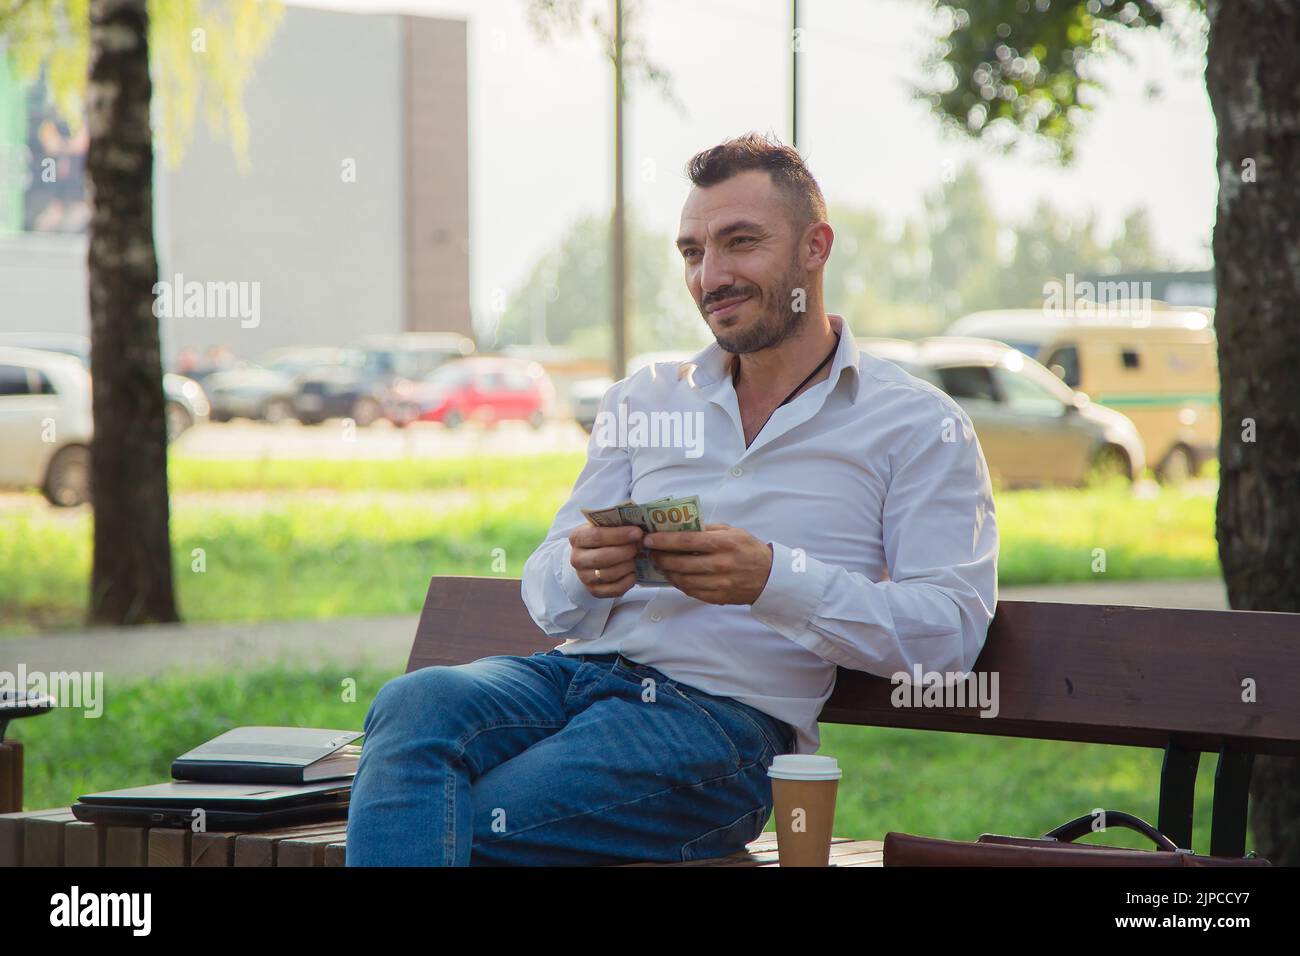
xmin=1 ymin=578 xmax=1229 ymax=682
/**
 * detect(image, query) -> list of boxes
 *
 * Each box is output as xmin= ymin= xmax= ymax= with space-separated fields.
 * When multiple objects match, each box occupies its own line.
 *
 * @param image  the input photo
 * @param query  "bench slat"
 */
xmin=23 ymin=810 xmax=78 ymax=866
xmin=0 ymin=808 xmax=70 ymax=866
xmin=825 ymin=601 xmax=1300 ymax=753
xmin=148 ymin=828 xmax=191 ymax=867
xmin=64 ymin=821 xmax=107 ymax=866
xmin=235 ymin=823 xmax=352 ymax=867
xmin=105 ymin=825 xmax=149 ymax=866
xmin=276 ymin=828 xmax=349 ymax=867
xmin=191 ymin=830 xmax=242 ymax=867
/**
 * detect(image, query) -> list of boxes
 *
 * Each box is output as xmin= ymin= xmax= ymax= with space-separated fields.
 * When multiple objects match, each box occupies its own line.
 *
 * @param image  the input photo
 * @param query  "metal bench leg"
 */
xmin=1210 ymin=745 xmax=1253 ymax=858
xmin=1158 ymin=743 xmax=1199 ymax=850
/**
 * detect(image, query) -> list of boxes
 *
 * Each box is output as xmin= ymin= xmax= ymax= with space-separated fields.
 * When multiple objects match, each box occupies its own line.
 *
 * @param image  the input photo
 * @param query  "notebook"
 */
xmin=170 ymin=726 xmax=364 ymax=785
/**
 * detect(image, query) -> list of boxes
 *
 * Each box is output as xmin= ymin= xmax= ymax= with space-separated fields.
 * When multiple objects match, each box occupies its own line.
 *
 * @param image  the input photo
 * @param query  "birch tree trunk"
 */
xmin=85 ymin=0 xmax=178 ymax=626
xmin=1206 ymin=0 xmax=1300 ymax=865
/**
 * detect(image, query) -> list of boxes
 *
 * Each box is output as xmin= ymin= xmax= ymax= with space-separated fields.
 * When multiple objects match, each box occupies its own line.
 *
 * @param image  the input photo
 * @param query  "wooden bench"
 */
xmin=4 ymin=575 xmax=1299 ymax=866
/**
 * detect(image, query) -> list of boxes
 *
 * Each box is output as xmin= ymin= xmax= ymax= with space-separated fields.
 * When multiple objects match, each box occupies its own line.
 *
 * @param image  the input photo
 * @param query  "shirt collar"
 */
xmin=684 ymin=312 xmax=862 ymax=404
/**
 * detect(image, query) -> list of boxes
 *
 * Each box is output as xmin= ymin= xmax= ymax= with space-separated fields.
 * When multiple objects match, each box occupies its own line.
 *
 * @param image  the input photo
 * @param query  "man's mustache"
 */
xmin=701 ymin=286 xmax=759 ymax=309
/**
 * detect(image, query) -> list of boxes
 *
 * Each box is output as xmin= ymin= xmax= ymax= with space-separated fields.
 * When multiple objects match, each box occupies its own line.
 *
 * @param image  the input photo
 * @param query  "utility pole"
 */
xmin=611 ymin=0 xmax=628 ymax=380
xmin=791 ymin=0 xmax=800 ymax=148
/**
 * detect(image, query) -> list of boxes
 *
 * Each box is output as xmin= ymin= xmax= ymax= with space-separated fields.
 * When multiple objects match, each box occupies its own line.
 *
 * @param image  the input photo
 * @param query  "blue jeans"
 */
xmin=345 ymin=649 xmax=797 ymax=866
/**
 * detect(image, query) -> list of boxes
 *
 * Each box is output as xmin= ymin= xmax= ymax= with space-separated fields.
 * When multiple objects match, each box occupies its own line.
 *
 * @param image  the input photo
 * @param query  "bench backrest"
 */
xmin=408 ymin=576 xmax=1300 ymax=756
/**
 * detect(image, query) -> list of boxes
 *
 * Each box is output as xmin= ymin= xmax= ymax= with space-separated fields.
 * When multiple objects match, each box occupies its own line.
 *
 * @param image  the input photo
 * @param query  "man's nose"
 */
xmin=698 ymin=250 xmax=736 ymax=298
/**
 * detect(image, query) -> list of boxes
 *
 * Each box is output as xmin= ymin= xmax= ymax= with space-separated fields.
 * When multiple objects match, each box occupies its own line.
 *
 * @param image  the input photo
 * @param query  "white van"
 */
xmin=946 ymin=307 xmax=1218 ymax=481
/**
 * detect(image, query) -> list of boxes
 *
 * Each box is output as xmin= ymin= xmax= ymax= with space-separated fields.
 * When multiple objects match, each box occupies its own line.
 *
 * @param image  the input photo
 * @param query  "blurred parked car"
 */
xmin=204 ymin=347 xmax=352 ymax=423
xmin=0 ymin=332 xmax=208 ymax=441
xmin=293 ymin=333 xmax=475 ymax=426
xmin=385 ymin=356 xmax=555 ymax=428
xmin=862 ymin=336 xmax=1146 ymax=487
xmin=0 ymin=347 xmax=93 ymax=506
xmin=571 ymin=350 xmax=698 ymax=432
xmin=946 ymin=307 xmax=1216 ymax=481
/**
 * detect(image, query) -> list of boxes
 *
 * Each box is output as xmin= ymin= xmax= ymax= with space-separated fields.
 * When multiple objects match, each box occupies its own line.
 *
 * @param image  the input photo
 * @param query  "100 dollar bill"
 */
xmin=581 ymin=495 xmax=702 ymax=586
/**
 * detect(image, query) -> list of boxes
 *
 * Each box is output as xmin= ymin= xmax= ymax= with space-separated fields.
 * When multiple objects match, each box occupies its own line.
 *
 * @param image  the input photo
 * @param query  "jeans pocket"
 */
xmin=681 ymin=686 xmax=788 ymax=762
xmin=669 ymin=684 xmax=742 ymax=771
xmin=680 ymin=804 xmax=769 ymax=862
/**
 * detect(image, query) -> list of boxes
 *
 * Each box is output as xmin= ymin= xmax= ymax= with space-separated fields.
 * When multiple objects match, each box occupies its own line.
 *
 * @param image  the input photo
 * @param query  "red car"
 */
xmin=385 ymin=357 xmax=554 ymax=428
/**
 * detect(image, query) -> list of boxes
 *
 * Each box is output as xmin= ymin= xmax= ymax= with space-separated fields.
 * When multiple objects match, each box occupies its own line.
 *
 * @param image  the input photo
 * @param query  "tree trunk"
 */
xmin=85 ymin=0 xmax=178 ymax=626
xmin=1206 ymin=0 xmax=1300 ymax=864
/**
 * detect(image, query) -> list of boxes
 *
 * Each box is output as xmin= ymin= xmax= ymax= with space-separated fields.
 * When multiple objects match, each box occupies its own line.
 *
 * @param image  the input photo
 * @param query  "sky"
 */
xmin=291 ymin=0 xmax=1218 ymax=324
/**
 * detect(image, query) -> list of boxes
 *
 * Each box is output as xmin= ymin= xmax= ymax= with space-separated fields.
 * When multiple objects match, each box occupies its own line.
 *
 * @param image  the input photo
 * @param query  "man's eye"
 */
xmin=732 ymin=236 xmax=754 ymax=246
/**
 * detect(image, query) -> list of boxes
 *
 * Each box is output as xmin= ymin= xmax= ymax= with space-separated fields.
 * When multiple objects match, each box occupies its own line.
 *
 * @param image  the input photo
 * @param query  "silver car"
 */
xmin=0 ymin=332 xmax=208 ymax=441
xmin=571 ymin=351 xmax=698 ymax=432
xmin=862 ymin=336 xmax=1147 ymax=487
xmin=0 ymin=347 xmax=94 ymax=506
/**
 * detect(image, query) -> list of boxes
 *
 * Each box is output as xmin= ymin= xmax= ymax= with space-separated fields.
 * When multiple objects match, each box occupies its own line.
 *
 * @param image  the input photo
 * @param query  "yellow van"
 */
xmin=946 ymin=307 xmax=1218 ymax=481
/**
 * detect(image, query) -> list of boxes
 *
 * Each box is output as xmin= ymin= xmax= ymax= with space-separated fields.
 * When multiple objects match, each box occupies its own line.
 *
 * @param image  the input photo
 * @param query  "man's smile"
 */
xmin=705 ymin=293 xmax=753 ymax=319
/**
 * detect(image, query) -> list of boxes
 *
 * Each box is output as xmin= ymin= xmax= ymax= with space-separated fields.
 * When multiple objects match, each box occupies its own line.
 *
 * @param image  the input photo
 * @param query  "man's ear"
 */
xmin=804 ymin=221 xmax=834 ymax=270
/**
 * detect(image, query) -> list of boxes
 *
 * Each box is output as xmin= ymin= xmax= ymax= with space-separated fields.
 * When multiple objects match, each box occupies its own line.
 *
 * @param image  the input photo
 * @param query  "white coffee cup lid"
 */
xmin=767 ymin=754 xmax=841 ymax=781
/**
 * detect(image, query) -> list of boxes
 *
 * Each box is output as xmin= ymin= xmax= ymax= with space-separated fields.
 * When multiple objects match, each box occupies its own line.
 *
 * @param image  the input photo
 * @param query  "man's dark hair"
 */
xmin=685 ymin=132 xmax=827 ymax=229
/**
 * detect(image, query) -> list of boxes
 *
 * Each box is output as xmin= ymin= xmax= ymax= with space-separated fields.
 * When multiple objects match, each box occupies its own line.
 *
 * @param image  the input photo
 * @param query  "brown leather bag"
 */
xmin=884 ymin=810 xmax=1271 ymax=866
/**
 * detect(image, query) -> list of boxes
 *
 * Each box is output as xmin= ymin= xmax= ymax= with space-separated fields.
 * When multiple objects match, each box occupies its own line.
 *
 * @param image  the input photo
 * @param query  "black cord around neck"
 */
xmin=734 ymin=331 xmax=841 ymax=442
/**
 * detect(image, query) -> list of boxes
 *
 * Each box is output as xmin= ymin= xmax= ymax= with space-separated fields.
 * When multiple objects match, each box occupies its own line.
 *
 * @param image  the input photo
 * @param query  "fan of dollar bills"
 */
xmin=581 ymin=495 xmax=702 ymax=586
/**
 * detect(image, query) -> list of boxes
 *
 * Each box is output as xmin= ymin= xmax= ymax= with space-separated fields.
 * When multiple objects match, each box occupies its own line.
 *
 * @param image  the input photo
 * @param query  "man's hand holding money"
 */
xmin=569 ymin=523 xmax=645 ymax=598
xmin=644 ymin=523 xmax=774 ymax=606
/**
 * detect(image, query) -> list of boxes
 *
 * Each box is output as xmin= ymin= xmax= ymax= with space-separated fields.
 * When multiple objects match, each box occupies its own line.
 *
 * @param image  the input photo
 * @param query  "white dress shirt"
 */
xmin=521 ymin=313 xmax=999 ymax=755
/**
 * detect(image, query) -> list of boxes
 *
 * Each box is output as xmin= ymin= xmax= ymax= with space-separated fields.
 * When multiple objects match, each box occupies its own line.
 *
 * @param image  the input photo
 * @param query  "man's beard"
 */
xmin=702 ymin=258 xmax=809 ymax=354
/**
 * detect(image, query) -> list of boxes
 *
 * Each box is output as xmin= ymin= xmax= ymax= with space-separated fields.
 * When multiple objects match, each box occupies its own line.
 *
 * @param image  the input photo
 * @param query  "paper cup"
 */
xmin=767 ymin=755 xmax=841 ymax=866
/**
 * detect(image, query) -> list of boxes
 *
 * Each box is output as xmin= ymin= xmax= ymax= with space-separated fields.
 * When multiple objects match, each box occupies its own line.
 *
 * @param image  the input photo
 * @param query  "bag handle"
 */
xmin=1044 ymin=810 xmax=1181 ymax=852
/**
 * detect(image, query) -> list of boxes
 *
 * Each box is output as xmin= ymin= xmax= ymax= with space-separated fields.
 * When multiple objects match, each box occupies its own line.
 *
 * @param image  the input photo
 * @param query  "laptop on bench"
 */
xmin=71 ymin=779 xmax=351 ymax=830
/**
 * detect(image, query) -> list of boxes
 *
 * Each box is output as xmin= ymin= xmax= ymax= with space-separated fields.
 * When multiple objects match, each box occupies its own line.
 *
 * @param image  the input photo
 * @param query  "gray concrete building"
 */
xmin=0 ymin=4 xmax=470 ymax=364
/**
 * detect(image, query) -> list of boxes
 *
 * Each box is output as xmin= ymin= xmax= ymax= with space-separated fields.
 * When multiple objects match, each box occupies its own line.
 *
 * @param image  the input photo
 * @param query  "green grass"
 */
xmin=0 ymin=490 xmax=561 ymax=632
xmin=9 ymin=663 xmax=1253 ymax=856
xmin=0 ymin=454 xmax=1220 ymax=633
xmin=992 ymin=482 xmax=1218 ymax=584
xmin=167 ymin=452 xmax=586 ymax=494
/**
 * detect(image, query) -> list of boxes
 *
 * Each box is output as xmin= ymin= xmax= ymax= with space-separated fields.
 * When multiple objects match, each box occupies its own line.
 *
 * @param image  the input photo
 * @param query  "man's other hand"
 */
xmin=644 ymin=523 xmax=774 ymax=605
xmin=569 ymin=523 xmax=644 ymax=598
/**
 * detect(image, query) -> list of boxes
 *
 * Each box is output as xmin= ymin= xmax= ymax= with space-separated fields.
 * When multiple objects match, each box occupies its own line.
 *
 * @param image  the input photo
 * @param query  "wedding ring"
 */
xmin=594 ymin=568 xmax=602 ymax=580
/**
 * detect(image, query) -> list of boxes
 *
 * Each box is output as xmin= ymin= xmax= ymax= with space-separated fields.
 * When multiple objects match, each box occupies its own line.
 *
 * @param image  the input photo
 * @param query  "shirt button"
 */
xmin=650 ymin=612 xmax=662 ymax=622
xmin=729 ymin=465 xmax=743 ymax=477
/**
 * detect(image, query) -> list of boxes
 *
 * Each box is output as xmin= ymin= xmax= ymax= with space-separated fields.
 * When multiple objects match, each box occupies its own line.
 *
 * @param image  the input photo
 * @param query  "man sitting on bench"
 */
xmin=346 ymin=133 xmax=999 ymax=866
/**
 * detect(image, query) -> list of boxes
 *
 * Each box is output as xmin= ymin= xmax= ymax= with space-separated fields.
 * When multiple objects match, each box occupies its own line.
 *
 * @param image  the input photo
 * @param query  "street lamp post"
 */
xmin=791 ymin=0 xmax=800 ymax=148
xmin=612 ymin=0 xmax=628 ymax=381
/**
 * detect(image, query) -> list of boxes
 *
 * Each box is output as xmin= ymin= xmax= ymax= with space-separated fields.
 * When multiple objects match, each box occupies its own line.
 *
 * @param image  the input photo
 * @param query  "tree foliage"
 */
xmin=923 ymin=0 xmax=1200 ymax=160
xmin=0 ymin=0 xmax=282 ymax=168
